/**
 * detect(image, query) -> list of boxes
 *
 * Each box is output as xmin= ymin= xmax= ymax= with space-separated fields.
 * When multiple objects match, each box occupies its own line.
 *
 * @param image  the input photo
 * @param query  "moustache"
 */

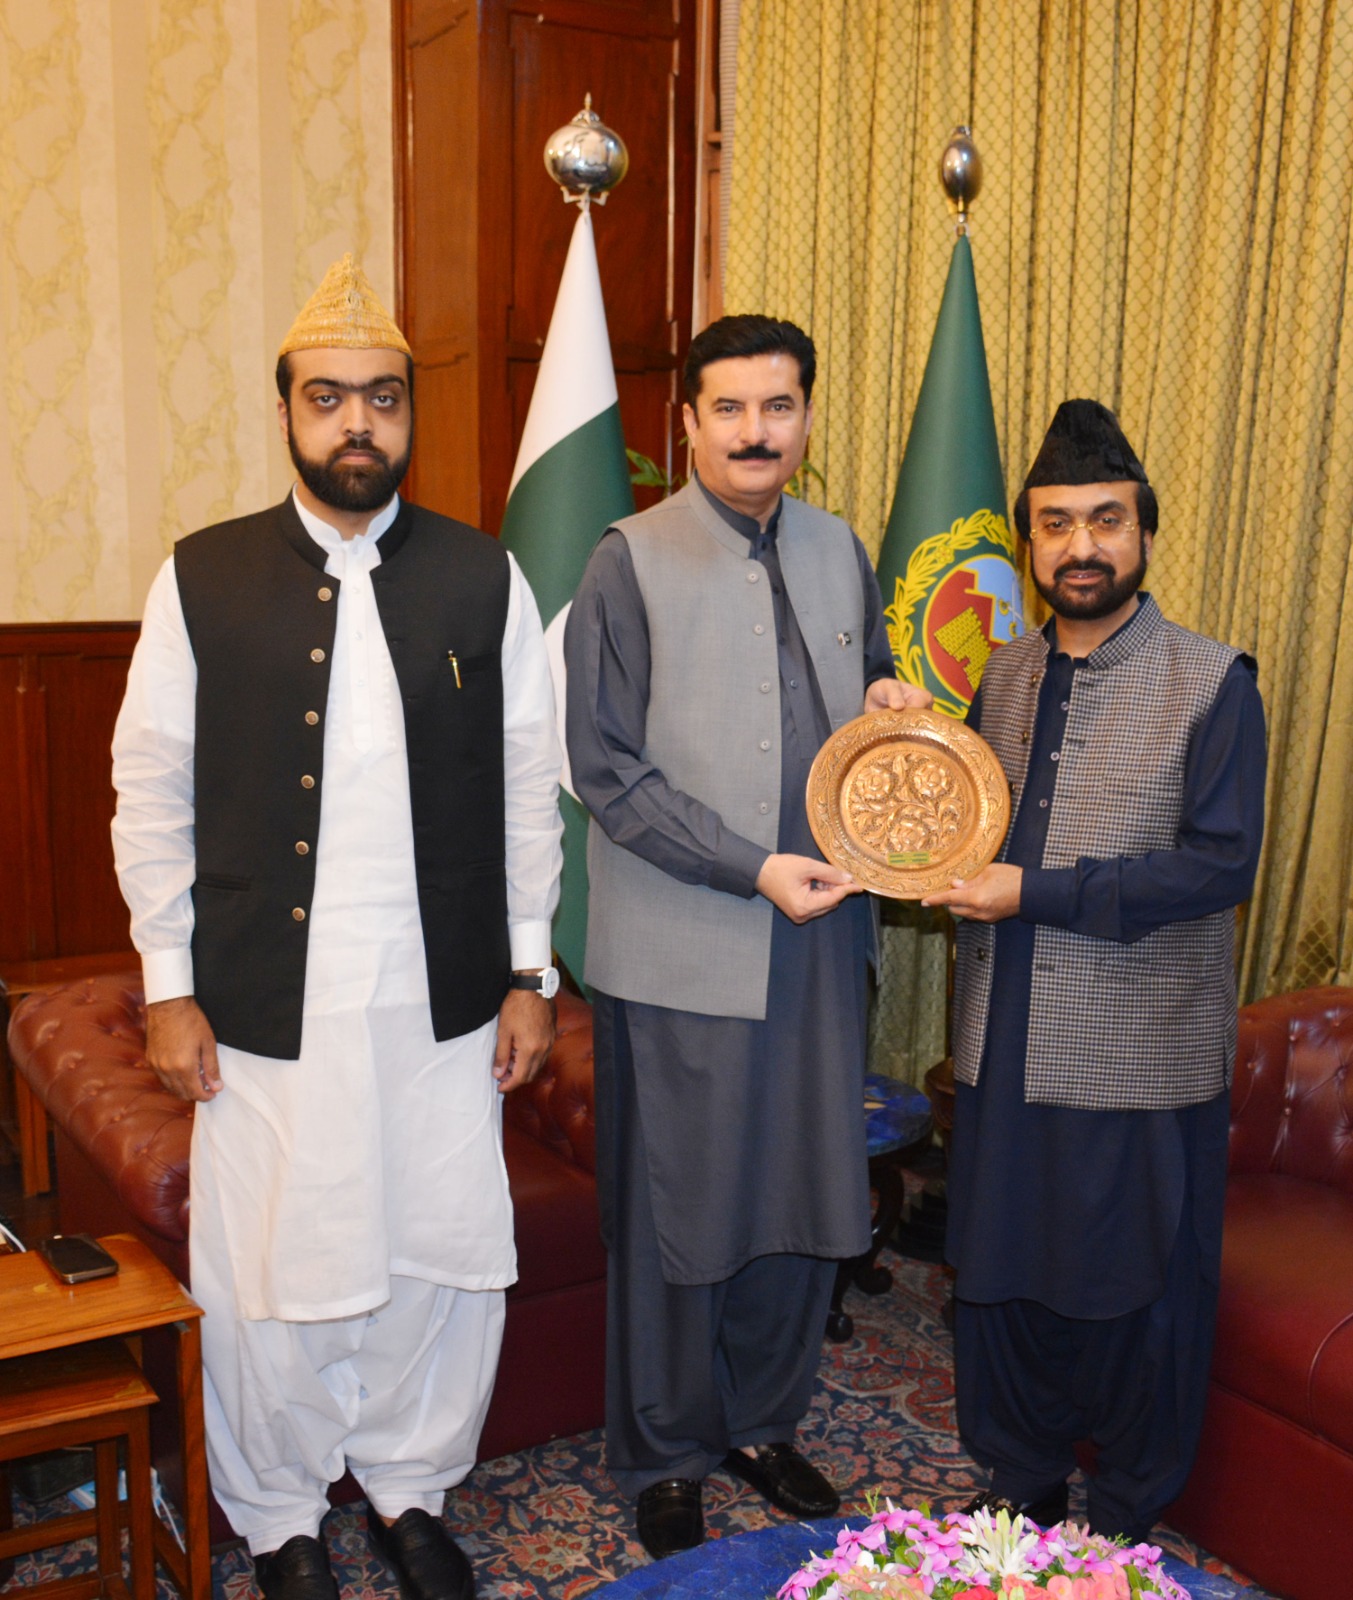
xmin=1053 ymin=558 xmax=1115 ymax=582
xmin=328 ymin=438 xmax=388 ymax=469
xmin=727 ymin=444 xmax=782 ymax=461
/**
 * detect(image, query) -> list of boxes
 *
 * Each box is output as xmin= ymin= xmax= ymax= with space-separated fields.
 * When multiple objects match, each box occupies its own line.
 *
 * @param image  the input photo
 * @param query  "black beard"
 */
xmin=288 ymin=431 xmax=411 ymax=513
xmin=1033 ymin=537 xmax=1149 ymax=621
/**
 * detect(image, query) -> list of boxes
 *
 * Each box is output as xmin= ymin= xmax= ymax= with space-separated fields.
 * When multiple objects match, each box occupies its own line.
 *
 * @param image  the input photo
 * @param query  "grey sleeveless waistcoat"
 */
xmin=583 ymin=481 xmax=867 ymax=1019
xmin=951 ymin=595 xmax=1242 ymax=1109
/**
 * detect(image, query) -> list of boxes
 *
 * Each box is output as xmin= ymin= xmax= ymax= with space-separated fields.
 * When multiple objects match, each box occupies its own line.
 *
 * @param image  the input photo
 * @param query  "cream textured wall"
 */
xmin=0 ymin=0 xmax=394 ymax=622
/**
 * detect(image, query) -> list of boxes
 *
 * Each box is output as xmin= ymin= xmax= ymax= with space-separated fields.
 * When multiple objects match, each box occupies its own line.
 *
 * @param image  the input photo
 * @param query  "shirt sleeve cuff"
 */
xmin=708 ymin=833 xmax=772 ymax=899
xmin=141 ymin=948 xmax=195 ymax=1005
xmin=1017 ymin=867 xmax=1078 ymax=928
xmin=509 ymin=921 xmax=554 ymax=971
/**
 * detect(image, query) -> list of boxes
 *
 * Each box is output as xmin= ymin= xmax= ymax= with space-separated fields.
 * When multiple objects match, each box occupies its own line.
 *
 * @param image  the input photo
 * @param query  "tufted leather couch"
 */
xmin=1166 ymin=986 xmax=1353 ymax=1600
xmin=8 ymin=971 xmax=605 ymax=1535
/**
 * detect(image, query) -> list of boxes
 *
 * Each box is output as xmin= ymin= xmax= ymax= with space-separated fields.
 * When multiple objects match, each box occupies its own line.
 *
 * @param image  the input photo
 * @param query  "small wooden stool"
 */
xmin=0 ymin=1339 xmax=157 ymax=1600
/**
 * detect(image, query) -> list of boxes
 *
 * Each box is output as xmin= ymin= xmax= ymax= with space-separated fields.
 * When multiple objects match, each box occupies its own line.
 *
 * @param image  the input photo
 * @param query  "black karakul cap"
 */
xmin=1023 ymin=399 xmax=1148 ymax=489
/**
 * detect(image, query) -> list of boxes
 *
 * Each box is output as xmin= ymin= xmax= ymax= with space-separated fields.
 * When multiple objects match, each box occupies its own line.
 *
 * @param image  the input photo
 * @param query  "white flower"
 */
xmin=951 ymin=1507 xmax=1042 ymax=1583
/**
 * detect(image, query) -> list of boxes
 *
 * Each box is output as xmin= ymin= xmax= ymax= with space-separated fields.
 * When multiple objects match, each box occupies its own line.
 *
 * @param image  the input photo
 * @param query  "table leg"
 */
xmin=126 ymin=1410 xmax=155 ymax=1600
xmin=175 ymin=1317 xmax=210 ymax=1600
xmin=94 ymin=1437 xmax=120 ymax=1588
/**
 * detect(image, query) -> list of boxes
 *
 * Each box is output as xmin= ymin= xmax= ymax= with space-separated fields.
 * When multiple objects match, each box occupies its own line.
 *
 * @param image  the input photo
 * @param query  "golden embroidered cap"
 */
xmin=278 ymin=254 xmax=412 ymax=358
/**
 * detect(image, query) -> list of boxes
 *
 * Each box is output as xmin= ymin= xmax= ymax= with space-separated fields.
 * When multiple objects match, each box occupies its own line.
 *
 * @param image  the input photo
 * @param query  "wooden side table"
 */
xmin=0 ymin=952 xmax=137 ymax=1196
xmin=0 ymin=1234 xmax=208 ymax=1600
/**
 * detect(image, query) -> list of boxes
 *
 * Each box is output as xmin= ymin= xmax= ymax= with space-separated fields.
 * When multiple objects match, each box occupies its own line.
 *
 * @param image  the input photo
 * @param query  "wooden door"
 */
xmin=395 ymin=0 xmax=696 ymax=531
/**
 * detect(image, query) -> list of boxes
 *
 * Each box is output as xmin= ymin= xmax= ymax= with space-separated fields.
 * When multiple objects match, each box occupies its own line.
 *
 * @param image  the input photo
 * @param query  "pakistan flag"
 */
xmin=499 ymin=207 xmax=634 ymax=989
xmin=876 ymin=234 xmax=1022 ymax=716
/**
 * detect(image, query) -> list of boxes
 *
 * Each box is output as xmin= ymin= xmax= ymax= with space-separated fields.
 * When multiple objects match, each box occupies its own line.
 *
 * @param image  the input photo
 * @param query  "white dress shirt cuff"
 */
xmin=141 ymin=948 xmax=196 ymax=1005
xmin=509 ymin=922 xmax=553 ymax=972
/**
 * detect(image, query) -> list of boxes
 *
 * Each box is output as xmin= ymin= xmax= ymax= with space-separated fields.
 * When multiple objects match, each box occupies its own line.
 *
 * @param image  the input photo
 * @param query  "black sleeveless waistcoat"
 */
xmin=175 ymin=497 xmax=511 ymax=1060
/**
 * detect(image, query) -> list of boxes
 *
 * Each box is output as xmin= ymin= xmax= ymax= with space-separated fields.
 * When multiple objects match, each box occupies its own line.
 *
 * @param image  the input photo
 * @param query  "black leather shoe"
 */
xmin=960 ymin=1482 xmax=1070 ymax=1529
xmin=254 ymin=1534 xmax=339 ymax=1600
xmin=723 ymin=1444 xmax=840 ymax=1517
xmin=635 ymin=1478 xmax=704 ymax=1560
xmin=367 ymin=1505 xmax=475 ymax=1600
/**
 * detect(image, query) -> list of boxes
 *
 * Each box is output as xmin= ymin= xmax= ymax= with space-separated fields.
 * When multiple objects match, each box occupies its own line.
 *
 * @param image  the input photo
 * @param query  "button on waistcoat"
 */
xmin=175 ymin=498 xmax=511 ymax=1059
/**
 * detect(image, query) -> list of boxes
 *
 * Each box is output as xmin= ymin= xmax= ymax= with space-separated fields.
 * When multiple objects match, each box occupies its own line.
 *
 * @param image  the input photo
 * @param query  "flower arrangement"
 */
xmin=777 ymin=1503 xmax=1192 ymax=1600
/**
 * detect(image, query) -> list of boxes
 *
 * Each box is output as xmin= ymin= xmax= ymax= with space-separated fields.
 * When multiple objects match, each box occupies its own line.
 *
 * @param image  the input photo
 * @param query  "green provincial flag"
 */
xmin=876 ymin=234 xmax=1022 ymax=716
xmin=499 ymin=208 xmax=635 ymax=990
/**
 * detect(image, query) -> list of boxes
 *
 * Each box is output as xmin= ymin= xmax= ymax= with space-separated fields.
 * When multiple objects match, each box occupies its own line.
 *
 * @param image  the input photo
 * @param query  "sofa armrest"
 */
xmin=501 ymin=989 xmax=596 ymax=1177
xmin=9 ymin=972 xmax=194 ymax=1246
xmin=1228 ymin=984 xmax=1353 ymax=1194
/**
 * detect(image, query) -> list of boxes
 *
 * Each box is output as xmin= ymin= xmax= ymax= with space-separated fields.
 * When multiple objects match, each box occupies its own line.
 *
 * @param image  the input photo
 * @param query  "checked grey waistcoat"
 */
xmin=951 ymin=595 xmax=1242 ymax=1110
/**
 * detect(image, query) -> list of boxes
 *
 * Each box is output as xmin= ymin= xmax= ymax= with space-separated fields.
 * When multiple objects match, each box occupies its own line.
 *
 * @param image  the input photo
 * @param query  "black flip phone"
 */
xmin=38 ymin=1234 xmax=119 ymax=1284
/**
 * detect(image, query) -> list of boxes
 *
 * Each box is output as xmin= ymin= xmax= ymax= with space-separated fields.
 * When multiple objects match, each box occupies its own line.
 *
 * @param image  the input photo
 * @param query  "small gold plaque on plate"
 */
xmin=806 ymin=708 xmax=1011 ymax=900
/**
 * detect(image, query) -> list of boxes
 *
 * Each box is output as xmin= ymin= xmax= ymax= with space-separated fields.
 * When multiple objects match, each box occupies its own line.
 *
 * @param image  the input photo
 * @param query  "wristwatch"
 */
xmin=509 ymin=966 xmax=560 ymax=999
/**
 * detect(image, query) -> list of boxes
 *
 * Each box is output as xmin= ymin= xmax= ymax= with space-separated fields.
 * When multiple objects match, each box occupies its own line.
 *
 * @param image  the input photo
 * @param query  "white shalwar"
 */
xmin=111 ymin=490 xmax=563 ymax=1552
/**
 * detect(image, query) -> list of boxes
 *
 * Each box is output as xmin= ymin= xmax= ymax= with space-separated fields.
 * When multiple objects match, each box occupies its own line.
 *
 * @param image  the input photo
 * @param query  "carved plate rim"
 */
xmin=806 ymin=708 xmax=1011 ymax=900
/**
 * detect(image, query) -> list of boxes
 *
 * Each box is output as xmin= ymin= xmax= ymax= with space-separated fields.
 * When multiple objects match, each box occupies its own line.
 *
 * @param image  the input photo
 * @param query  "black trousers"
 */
xmin=599 ymin=1002 xmax=835 ymax=1499
xmin=953 ymin=1204 xmax=1219 ymax=1539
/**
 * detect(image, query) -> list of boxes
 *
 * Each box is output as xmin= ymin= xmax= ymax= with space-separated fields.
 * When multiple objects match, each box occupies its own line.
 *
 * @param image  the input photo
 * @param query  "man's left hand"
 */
xmin=922 ymin=864 xmax=1023 ymax=922
xmin=865 ymin=678 xmax=933 ymax=713
xmin=493 ymin=989 xmax=556 ymax=1093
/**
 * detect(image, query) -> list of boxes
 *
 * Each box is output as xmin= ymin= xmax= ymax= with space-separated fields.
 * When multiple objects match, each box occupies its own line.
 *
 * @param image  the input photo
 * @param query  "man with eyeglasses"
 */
xmin=922 ymin=400 xmax=1266 ymax=1543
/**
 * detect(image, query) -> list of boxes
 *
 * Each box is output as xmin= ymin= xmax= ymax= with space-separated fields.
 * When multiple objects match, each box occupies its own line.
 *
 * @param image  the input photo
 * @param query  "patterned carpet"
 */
xmin=4 ymin=1250 xmax=1265 ymax=1600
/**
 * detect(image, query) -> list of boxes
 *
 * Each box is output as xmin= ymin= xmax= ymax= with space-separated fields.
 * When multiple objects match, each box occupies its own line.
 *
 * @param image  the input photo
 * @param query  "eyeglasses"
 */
xmin=1029 ymin=511 xmax=1140 ymax=547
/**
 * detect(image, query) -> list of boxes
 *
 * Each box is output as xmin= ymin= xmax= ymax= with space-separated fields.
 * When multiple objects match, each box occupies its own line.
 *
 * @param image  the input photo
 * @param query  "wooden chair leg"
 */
xmin=93 ymin=1437 xmax=120 ymax=1586
xmin=125 ymin=1412 xmax=156 ymax=1600
xmin=14 ymin=1071 xmax=52 ymax=1196
xmin=0 ymin=1462 xmax=13 ymax=1587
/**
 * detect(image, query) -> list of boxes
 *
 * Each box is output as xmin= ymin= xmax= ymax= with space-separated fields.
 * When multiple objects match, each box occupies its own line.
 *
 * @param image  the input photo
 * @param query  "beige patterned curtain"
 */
xmin=0 ymin=0 xmax=393 ymax=623
xmin=728 ymin=0 xmax=1353 ymax=1034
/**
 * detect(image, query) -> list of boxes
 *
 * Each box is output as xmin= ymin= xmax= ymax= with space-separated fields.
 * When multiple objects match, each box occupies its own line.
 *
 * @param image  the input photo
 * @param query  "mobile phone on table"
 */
xmin=38 ymin=1234 xmax=119 ymax=1283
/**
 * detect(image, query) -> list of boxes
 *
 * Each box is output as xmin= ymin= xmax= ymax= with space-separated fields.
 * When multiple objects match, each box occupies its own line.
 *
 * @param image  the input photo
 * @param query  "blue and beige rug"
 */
xmin=5 ymin=1251 xmax=1264 ymax=1600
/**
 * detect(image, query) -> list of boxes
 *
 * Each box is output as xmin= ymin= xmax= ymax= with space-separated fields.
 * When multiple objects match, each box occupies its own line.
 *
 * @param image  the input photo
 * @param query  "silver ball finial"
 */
xmin=940 ymin=126 xmax=983 ymax=231
xmin=544 ymin=94 xmax=629 ymax=207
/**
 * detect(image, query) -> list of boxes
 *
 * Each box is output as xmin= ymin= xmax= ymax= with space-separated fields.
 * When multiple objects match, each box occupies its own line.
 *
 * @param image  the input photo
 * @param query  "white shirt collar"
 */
xmin=290 ymin=485 xmax=401 ymax=561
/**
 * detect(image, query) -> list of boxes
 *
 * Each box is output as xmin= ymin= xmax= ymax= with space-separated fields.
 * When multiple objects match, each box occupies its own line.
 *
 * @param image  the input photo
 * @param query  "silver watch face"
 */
xmin=540 ymin=967 xmax=561 ymax=1000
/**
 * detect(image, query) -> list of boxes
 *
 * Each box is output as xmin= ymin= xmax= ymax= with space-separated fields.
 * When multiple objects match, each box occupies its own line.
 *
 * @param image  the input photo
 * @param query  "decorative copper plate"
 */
xmin=807 ymin=709 xmax=1010 ymax=900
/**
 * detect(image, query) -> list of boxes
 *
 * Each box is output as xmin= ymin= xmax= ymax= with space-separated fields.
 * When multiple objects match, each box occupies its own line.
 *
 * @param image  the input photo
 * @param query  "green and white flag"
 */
xmin=877 ymin=234 xmax=1022 ymax=716
xmin=500 ymin=207 xmax=634 ymax=989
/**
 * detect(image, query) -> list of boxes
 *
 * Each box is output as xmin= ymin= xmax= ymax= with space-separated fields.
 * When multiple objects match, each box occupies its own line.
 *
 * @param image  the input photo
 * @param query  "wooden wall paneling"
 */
xmin=0 ymin=626 xmax=138 ymax=967
xmin=399 ymin=1 xmax=482 ymax=522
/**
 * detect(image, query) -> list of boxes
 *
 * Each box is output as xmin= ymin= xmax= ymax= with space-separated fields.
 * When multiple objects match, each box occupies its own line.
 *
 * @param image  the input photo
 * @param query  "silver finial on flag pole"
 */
xmin=544 ymin=94 xmax=629 ymax=209
xmin=940 ymin=126 xmax=983 ymax=234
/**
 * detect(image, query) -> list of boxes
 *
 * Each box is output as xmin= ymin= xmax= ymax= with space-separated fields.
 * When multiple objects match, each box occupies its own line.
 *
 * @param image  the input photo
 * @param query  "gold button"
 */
xmin=305 ymin=711 xmax=319 ymax=725
xmin=292 ymin=907 xmax=306 ymax=922
xmin=317 ymin=587 xmax=333 ymax=602
xmin=301 ymin=775 xmax=315 ymax=789
xmin=295 ymin=841 xmax=310 ymax=855
xmin=311 ymin=648 xmax=326 ymax=663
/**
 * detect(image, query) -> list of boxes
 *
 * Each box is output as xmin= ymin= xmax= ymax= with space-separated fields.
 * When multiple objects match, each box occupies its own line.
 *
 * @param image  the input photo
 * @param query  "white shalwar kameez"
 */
xmin=111 ymin=491 xmax=562 ymax=1553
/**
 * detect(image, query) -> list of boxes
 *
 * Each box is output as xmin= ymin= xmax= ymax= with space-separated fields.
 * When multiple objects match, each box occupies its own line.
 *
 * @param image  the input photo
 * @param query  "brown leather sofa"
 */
xmin=9 ymin=971 xmax=605 ymax=1537
xmin=1166 ymin=985 xmax=1353 ymax=1600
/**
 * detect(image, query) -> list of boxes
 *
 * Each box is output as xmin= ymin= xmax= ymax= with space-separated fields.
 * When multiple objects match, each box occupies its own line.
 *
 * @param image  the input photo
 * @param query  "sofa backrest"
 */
xmin=1229 ymin=985 xmax=1353 ymax=1194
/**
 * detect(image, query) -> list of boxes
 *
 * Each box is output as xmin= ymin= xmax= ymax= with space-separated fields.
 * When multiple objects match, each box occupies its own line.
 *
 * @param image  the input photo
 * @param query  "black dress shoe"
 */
xmin=253 ymin=1534 xmax=339 ymax=1600
xmin=722 ymin=1444 xmax=840 ymax=1517
xmin=367 ymin=1505 xmax=475 ymax=1600
xmin=960 ymin=1482 xmax=1070 ymax=1529
xmin=635 ymin=1478 xmax=704 ymax=1560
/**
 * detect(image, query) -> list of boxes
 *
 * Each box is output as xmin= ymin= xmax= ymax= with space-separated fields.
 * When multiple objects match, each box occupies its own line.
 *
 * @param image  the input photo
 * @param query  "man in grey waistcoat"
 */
xmin=565 ymin=315 xmax=931 ymax=1560
xmin=923 ymin=400 xmax=1266 ymax=1542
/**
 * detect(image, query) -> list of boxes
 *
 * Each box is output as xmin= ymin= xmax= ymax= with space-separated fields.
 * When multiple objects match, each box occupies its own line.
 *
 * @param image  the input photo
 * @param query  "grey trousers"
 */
xmin=599 ymin=1003 xmax=836 ymax=1499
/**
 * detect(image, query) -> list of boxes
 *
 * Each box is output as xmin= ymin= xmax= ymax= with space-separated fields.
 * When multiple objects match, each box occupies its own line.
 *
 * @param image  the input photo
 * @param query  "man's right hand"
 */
xmin=145 ymin=996 xmax=222 ymax=1102
xmin=755 ymin=854 xmax=862 ymax=924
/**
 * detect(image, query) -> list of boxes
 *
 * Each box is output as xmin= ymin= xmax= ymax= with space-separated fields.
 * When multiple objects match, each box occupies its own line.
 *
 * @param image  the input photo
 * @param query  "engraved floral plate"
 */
xmin=807 ymin=709 xmax=1011 ymax=900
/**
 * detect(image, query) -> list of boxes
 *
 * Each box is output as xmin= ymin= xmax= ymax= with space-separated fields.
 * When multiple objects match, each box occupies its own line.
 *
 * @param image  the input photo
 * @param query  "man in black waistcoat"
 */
xmin=112 ymin=257 xmax=563 ymax=1600
xmin=923 ymin=401 xmax=1266 ymax=1542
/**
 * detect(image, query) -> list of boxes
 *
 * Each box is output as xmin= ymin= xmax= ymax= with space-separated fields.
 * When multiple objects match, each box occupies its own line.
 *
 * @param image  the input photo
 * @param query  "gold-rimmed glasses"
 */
xmin=1029 ymin=511 xmax=1140 ymax=548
